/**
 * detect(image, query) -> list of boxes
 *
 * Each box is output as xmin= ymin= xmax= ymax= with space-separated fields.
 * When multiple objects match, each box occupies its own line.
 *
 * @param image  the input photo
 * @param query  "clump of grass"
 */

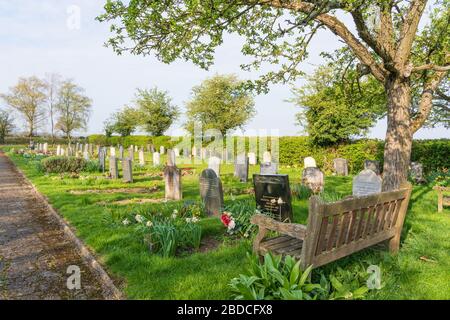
xmin=292 ymin=184 xmax=312 ymax=200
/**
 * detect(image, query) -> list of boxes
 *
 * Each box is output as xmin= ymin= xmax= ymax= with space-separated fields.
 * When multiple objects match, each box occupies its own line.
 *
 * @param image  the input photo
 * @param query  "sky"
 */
xmin=0 ymin=0 xmax=448 ymax=139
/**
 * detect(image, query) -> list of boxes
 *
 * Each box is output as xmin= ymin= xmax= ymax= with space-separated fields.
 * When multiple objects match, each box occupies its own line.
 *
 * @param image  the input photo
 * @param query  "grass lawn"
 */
xmin=2 ymin=146 xmax=449 ymax=299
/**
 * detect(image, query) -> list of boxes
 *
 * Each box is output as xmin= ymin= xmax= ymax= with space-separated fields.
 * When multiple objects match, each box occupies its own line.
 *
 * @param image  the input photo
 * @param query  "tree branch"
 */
xmin=412 ymin=64 xmax=450 ymax=72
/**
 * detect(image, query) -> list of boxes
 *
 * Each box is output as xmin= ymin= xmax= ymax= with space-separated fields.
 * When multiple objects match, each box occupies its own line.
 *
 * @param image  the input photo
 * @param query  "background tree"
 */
xmin=55 ymin=80 xmax=92 ymax=142
xmin=109 ymin=106 xmax=140 ymax=136
xmin=292 ymin=64 xmax=385 ymax=145
xmin=0 ymin=76 xmax=47 ymax=139
xmin=98 ymin=0 xmax=450 ymax=191
xmin=185 ymin=74 xmax=256 ymax=136
xmin=0 ymin=109 xmax=14 ymax=143
xmin=44 ymin=73 xmax=62 ymax=145
xmin=135 ymin=88 xmax=179 ymax=136
xmin=103 ymin=117 xmax=115 ymax=137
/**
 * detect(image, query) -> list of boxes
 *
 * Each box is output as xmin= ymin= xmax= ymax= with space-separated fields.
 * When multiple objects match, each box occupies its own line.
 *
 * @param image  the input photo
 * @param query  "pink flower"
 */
xmin=221 ymin=213 xmax=231 ymax=227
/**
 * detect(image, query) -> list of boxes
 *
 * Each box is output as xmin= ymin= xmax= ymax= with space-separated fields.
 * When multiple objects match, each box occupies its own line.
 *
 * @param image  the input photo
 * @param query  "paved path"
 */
xmin=0 ymin=151 xmax=106 ymax=299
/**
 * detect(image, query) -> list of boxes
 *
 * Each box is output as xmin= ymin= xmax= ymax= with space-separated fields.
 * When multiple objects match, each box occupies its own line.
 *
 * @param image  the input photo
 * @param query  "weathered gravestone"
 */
xmin=164 ymin=166 xmax=182 ymax=200
xmin=99 ymin=148 xmax=106 ymax=172
xmin=153 ymin=152 xmax=160 ymax=166
xmin=208 ymin=156 xmax=221 ymax=177
xmin=234 ymin=154 xmax=249 ymax=182
xmin=352 ymin=169 xmax=382 ymax=197
xmin=253 ymin=174 xmax=293 ymax=222
xmin=110 ymin=147 xmax=116 ymax=157
xmin=139 ymin=149 xmax=145 ymax=166
xmin=304 ymin=156 xmax=317 ymax=168
xmin=263 ymin=151 xmax=272 ymax=164
xmin=409 ymin=162 xmax=425 ymax=184
xmin=248 ymin=152 xmax=257 ymax=165
xmin=364 ymin=160 xmax=381 ymax=175
xmin=333 ymin=158 xmax=349 ymax=176
xmin=301 ymin=167 xmax=324 ymax=193
xmin=167 ymin=149 xmax=176 ymax=166
xmin=260 ymin=162 xmax=278 ymax=175
xmin=128 ymin=147 xmax=134 ymax=161
xmin=119 ymin=145 xmax=124 ymax=159
xmin=199 ymin=169 xmax=224 ymax=216
xmin=109 ymin=156 xmax=119 ymax=179
xmin=122 ymin=158 xmax=133 ymax=183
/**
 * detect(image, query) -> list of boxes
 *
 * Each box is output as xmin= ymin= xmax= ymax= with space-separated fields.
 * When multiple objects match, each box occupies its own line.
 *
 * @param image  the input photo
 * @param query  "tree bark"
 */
xmin=382 ymin=76 xmax=413 ymax=191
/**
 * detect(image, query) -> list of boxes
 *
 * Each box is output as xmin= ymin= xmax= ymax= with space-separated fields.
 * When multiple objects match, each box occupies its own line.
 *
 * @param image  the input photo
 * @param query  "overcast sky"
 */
xmin=0 ymin=0 xmax=447 ymax=139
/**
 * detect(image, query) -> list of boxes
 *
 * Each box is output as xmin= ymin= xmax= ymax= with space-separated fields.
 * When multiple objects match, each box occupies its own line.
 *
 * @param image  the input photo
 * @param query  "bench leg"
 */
xmin=388 ymin=235 xmax=400 ymax=254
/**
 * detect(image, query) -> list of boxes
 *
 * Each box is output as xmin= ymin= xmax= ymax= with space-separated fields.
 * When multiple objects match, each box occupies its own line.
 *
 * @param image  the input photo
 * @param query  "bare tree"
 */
xmin=44 ymin=73 xmax=62 ymax=145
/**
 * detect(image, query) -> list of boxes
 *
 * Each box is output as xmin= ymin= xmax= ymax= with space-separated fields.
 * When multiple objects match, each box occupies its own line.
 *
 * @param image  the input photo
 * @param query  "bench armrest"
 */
xmin=250 ymin=214 xmax=307 ymax=240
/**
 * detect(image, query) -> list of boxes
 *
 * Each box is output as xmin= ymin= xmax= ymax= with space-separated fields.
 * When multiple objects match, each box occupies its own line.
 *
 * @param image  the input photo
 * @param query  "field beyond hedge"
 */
xmin=2 ymin=145 xmax=449 ymax=300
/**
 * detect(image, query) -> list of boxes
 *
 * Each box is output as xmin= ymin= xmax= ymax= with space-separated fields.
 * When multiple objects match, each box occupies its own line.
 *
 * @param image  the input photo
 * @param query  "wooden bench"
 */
xmin=433 ymin=186 xmax=450 ymax=213
xmin=251 ymin=183 xmax=412 ymax=270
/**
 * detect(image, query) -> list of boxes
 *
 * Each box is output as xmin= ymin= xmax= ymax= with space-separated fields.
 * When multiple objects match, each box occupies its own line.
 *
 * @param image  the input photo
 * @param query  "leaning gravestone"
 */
xmin=410 ymin=162 xmax=425 ymax=184
xmin=234 ymin=153 xmax=249 ymax=182
xmin=352 ymin=169 xmax=382 ymax=197
xmin=164 ymin=166 xmax=182 ymax=200
xmin=260 ymin=162 xmax=278 ymax=175
xmin=304 ymin=156 xmax=317 ymax=168
xmin=199 ymin=169 xmax=224 ymax=216
xmin=302 ymin=167 xmax=324 ymax=193
xmin=109 ymin=156 xmax=119 ymax=179
xmin=208 ymin=156 xmax=221 ymax=177
xmin=253 ymin=174 xmax=293 ymax=222
xmin=248 ymin=152 xmax=257 ymax=165
xmin=333 ymin=158 xmax=349 ymax=176
xmin=263 ymin=151 xmax=272 ymax=164
xmin=122 ymin=158 xmax=133 ymax=183
xmin=153 ymin=152 xmax=160 ymax=166
xmin=364 ymin=160 xmax=381 ymax=175
xmin=139 ymin=149 xmax=145 ymax=166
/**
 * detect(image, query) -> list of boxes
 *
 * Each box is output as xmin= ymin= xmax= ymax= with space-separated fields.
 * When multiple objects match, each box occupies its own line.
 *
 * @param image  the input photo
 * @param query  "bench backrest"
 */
xmin=300 ymin=183 xmax=412 ymax=269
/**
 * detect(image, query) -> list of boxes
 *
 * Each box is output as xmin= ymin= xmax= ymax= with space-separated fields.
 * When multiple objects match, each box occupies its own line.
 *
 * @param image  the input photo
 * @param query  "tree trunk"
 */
xmin=382 ymin=76 xmax=413 ymax=191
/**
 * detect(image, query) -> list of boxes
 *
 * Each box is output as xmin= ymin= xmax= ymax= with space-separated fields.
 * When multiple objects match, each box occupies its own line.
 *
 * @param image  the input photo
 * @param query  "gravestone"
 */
xmin=199 ymin=169 xmax=224 ymax=216
xmin=122 ymin=158 xmax=133 ymax=183
xmin=333 ymin=158 xmax=349 ymax=176
xmin=301 ymin=167 xmax=324 ymax=193
xmin=208 ymin=156 xmax=221 ymax=177
xmin=150 ymin=144 xmax=155 ymax=153
xmin=160 ymin=146 xmax=165 ymax=154
xmin=109 ymin=156 xmax=119 ymax=179
xmin=164 ymin=166 xmax=182 ymax=200
xmin=153 ymin=152 xmax=160 ymax=166
xmin=410 ymin=162 xmax=425 ymax=184
xmin=248 ymin=152 xmax=257 ymax=165
xmin=167 ymin=149 xmax=176 ymax=166
xmin=99 ymin=148 xmax=106 ymax=172
xmin=60 ymin=148 xmax=65 ymax=156
xmin=43 ymin=143 xmax=48 ymax=153
xmin=364 ymin=160 xmax=381 ymax=175
xmin=304 ymin=156 xmax=317 ymax=168
xmin=128 ymin=147 xmax=134 ymax=161
xmin=234 ymin=153 xmax=249 ymax=182
xmin=56 ymin=145 xmax=61 ymax=156
xmin=263 ymin=151 xmax=271 ymax=164
xmin=110 ymin=147 xmax=116 ymax=157
xmin=119 ymin=145 xmax=124 ymax=159
xmin=260 ymin=162 xmax=278 ymax=175
xmin=352 ymin=169 xmax=382 ymax=197
xmin=89 ymin=143 xmax=93 ymax=155
xmin=253 ymin=174 xmax=293 ymax=222
xmin=139 ymin=149 xmax=145 ymax=166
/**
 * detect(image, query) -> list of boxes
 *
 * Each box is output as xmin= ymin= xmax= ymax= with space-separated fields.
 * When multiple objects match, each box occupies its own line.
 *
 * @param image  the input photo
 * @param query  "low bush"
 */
xmin=41 ymin=156 xmax=88 ymax=173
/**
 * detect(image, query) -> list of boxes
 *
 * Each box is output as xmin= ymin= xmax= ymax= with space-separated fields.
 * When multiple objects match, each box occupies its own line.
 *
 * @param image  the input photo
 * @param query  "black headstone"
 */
xmin=253 ymin=174 xmax=293 ymax=222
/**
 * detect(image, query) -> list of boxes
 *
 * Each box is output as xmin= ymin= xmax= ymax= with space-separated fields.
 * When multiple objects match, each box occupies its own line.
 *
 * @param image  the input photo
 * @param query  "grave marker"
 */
xmin=199 ymin=169 xmax=224 ymax=216
xmin=364 ymin=160 xmax=381 ymax=175
xmin=248 ymin=152 xmax=257 ymax=165
xmin=122 ymin=158 xmax=133 ymax=183
xmin=153 ymin=152 xmax=160 ymax=166
xmin=109 ymin=156 xmax=119 ymax=179
xmin=234 ymin=153 xmax=249 ymax=182
xmin=164 ymin=166 xmax=182 ymax=200
xmin=333 ymin=158 xmax=349 ymax=176
xmin=304 ymin=157 xmax=317 ymax=168
xmin=352 ymin=169 xmax=382 ymax=197
xmin=260 ymin=162 xmax=278 ymax=175
xmin=302 ymin=167 xmax=324 ymax=193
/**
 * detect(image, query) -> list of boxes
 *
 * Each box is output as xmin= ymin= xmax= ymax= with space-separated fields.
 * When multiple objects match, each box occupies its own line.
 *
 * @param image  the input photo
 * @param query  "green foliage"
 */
xmin=229 ymin=253 xmax=322 ymax=300
xmin=292 ymin=63 xmax=385 ymax=145
xmin=427 ymin=168 xmax=450 ymax=187
xmin=135 ymin=88 xmax=179 ymax=136
xmin=185 ymin=74 xmax=256 ymax=135
xmin=323 ymin=266 xmax=370 ymax=300
xmin=41 ymin=156 xmax=88 ymax=173
xmin=84 ymin=160 xmax=101 ymax=173
xmin=292 ymin=184 xmax=312 ymax=200
xmin=223 ymin=199 xmax=258 ymax=237
xmin=106 ymin=106 xmax=140 ymax=137
xmin=0 ymin=109 xmax=14 ymax=143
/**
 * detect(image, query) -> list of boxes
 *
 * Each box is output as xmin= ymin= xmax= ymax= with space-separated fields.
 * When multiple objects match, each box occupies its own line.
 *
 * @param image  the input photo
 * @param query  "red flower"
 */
xmin=221 ymin=213 xmax=231 ymax=227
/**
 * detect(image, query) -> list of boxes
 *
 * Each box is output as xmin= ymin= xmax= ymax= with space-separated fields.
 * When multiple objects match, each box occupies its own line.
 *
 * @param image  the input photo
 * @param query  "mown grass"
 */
xmin=2 ymin=145 xmax=449 ymax=299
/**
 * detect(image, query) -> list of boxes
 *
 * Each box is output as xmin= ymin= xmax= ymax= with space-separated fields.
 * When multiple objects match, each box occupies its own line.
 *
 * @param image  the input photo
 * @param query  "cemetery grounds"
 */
xmin=1 ymin=145 xmax=449 ymax=300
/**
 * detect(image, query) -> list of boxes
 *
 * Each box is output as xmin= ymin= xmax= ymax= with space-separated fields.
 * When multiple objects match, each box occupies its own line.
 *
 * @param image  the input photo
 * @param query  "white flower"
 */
xmin=227 ymin=220 xmax=236 ymax=230
xmin=244 ymin=232 xmax=249 ymax=238
xmin=171 ymin=213 xmax=177 ymax=219
xmin=146 ymin=221 xmax=153 ymax=227
xmin=277 ymin=197 xmax=284 ymax=205
xmin=270 ymin=198 xmax=276 ymax=204
xmin=173 ymin=209 xmax=178 ymax=214
xmin=135 ymin=214 xmax=144 ymax=223
xmin=192 ymin=216 xmax=199 ymax=223
xmin=122 ymin=218 xmax=130 ymax=225
xmin=185 ymin=217 xmax=192 ymax=223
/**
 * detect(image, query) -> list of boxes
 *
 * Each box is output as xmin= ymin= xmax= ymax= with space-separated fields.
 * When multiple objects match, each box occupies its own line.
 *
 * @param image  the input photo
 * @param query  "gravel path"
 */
xmin=0 ymin=151 xmax=107 ymax=299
